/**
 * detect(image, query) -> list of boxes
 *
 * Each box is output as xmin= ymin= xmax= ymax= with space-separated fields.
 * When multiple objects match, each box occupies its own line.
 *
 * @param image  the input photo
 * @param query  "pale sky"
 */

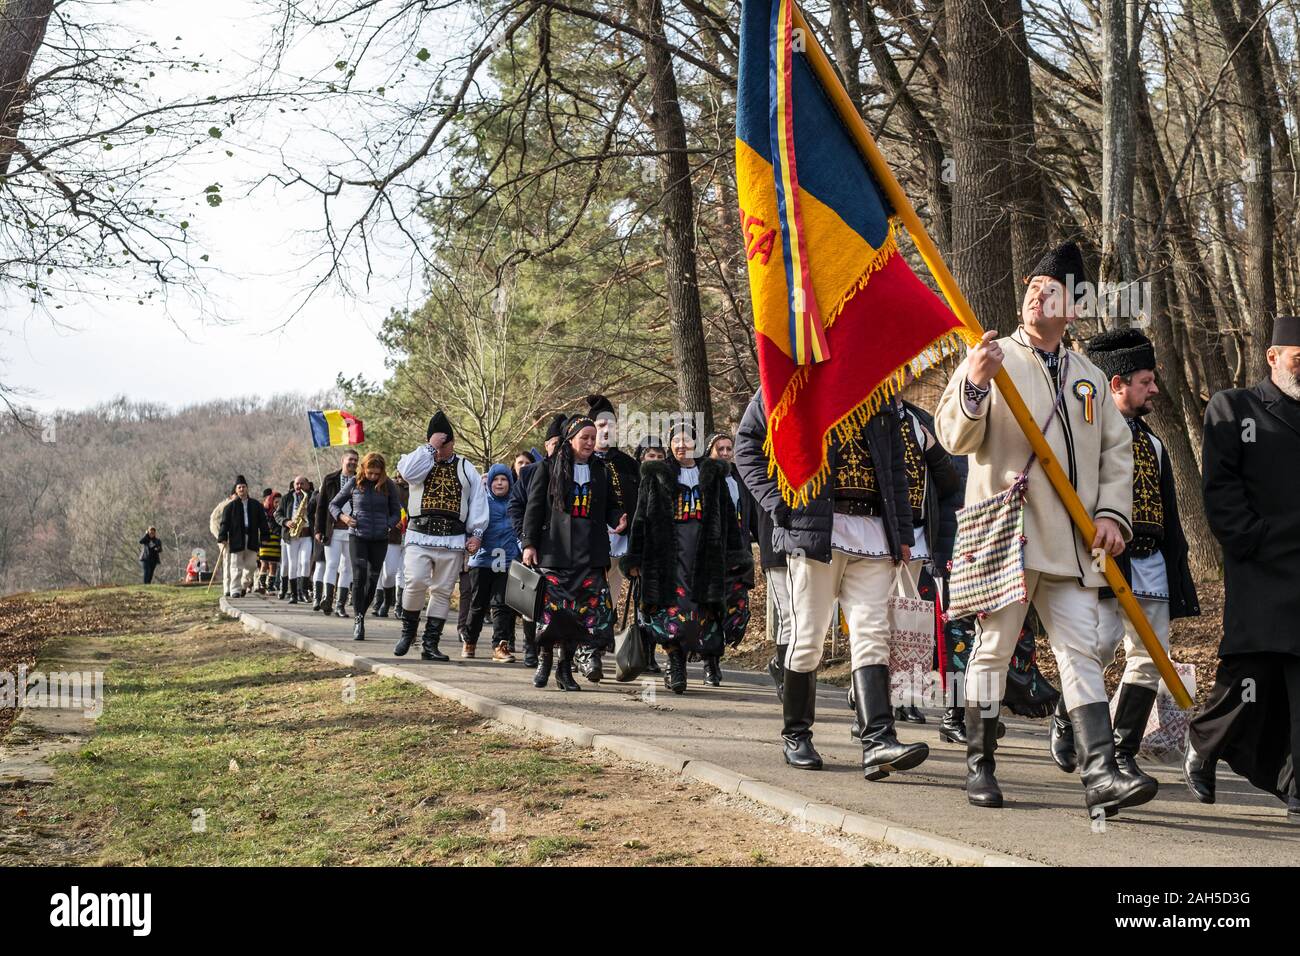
xmin=3 ymin=0 xmax=434 ymax=414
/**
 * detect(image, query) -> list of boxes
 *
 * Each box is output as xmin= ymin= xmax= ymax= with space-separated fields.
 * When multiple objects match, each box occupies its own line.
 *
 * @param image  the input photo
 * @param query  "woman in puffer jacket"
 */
xmin=330 ymin=452 xmax=403 ymax=641
xmin=463 ymin=463 xmax=523 ymax=662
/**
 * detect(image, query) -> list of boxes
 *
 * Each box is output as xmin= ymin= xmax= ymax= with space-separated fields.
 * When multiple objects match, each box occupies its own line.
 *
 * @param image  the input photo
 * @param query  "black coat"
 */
xmin=903 ymin=402 xmax=963 ymax=572
xmin=314 ymin=470 xmax=349 ymax=542
xmin=508 ymin=461 xmax=541 ymax=538
xmin=1202 ymin=378 xmax=1300 ymax=657
xmin=733 ymin=389 xmax=914 ymax=564
xmin=138 ymin=534 xmax=162 ymax=565
xmin=219 ymin=496 xmax=270 ymax=553
xmin=1105 ymin=418 xmax=1200 ymax=620
xmin=621 ymin=457 xmax=752 ymax=610
xmin=521 ymin=456 xmax=623 ymax=569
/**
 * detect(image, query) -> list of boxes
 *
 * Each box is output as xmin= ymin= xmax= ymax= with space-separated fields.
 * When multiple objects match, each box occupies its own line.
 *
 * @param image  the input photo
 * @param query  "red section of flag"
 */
xmin=340 ymin=411 xmax=365 ymax=445
xmin=759 ymin=253 xmax=961 ymax=500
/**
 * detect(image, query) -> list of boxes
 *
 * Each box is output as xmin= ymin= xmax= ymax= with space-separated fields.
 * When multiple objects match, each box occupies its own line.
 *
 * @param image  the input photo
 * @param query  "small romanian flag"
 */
xmin=308 ymin=409 xmax=365 ymax=448
xmin=736 ymin=0 xmax=971 ymax=506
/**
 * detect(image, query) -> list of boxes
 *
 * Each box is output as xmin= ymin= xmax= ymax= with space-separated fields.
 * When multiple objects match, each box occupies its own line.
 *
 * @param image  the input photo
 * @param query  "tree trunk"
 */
xmin=945 ymin=0 xmax=1017 ymax=333
xmin=1209 ymin=0 xmax=1278 ymax=383
xmin=630 ymin=0 xmax=714 ymax=433
xmin=1098 ymin=0 xmax=1139 ymax=321
xmin=0 ymin=0 xmax=55 ymax=175
xmin=1001 ymin=0 xmax=1049 ymax=283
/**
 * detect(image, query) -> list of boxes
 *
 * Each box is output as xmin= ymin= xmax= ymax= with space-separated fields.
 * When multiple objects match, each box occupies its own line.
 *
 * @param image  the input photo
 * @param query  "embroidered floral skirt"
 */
xmin=537 ymin=566 xmax=615 ymax=649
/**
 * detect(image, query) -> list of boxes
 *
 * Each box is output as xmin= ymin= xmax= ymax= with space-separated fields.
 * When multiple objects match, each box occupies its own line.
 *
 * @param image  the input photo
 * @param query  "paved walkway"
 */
xmin=222 ymin=595 xmax=1299 ymax=866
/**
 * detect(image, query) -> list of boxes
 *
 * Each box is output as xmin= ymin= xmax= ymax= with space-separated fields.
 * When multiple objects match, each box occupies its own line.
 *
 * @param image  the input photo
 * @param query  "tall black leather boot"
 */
xmin=1112 ymin=683 xmax=1159 ymax=792
xmin=334 ymin=586 xmax=350 ymax=618
xmin=939 ymin=706 xmax=967 ymax=744
xmin=848 ymin=683 xmax=861 ymax=740
xmin=854 ymin=665 xmax=928 ymax=780
xmin=523 ymin=630 xmax=539 ymax=668
xmin=965 ymin=703 xmax=1004 ymax=808
xmin=372 ymin=585 xmax=387 ymax=617
xmin=421 ymin=617 xmax=450 ymax=661
xmin=702 ymin=654 xmax=722 ymax=687
xmin=310 ymin=580 xmax=322 ymax=610
xmin=1048 ymin=697 xmax=1077 ymax=773
xmin=394 ymin=608 xmax=419 ymax=656
xmin=288 ymin=575 xmax=300 ymax=604
xmin=532 ymin=644 xmax=554 ymax=687
xmin=320 ymin=583 xmax=336 ymax=615
xmin=767 ymin=645 xmax=786 ymax=701
xmin=781 ymin=670 xmax=823 ymax=770
xmin=1071 ymin=701 xmax=1157 ymax=818
xmin=643 ymin=634 xmax=661 ymax=674
xmin=353 ymin=611 xmax=366 ymax=641
xmin=278 ymin=572 xmax=290 ymax=600
xmin=1182 ymin=725 xmax=1216 ymax=804
xmin=555 ymin=641 xmax=581 ymax=691
xmin=664 ymin=645 xmax=687 ymax=695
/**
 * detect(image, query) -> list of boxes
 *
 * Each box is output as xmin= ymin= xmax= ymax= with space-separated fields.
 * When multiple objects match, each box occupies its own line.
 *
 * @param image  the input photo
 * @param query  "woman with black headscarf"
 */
xmin=521 ymin=416 xmax=628 ymax=691
xmin=623 ymin=421 xmax=752 ymax=694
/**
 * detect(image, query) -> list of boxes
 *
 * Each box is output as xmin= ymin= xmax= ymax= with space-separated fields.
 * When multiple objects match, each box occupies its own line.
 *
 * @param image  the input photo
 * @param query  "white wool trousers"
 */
xmin=966 ymin=572 xmax=1108 ymax=710
xmin=784 ymin=551 xmax=922 ymax=674
xmin=1098 ymin=596 xmax=1170 ymax=693
xmin=401 ymin=544 xmax=463 ymax=620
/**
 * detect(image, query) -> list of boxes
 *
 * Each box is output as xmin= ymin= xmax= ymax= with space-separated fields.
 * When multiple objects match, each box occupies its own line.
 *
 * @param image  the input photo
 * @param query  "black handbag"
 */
xmin=613 ymin=579 xmax=648 ymax=682
xmin=505 ymin=560 xmax=545 ymax=621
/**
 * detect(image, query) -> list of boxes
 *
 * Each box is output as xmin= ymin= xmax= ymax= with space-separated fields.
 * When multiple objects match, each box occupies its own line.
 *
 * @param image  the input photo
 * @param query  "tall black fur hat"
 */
xmin=426 ymin=409 xmax=454 ymax=441
xmin=1086 ymin=327 xmax=1157 ymax=379
xmin=1029 ymin=241 xmax=1089 ymax=300
xmin=585 ymin=394 xmax=616 ymax=418
xmin=544 ymin=413 xmax=568 ymax=441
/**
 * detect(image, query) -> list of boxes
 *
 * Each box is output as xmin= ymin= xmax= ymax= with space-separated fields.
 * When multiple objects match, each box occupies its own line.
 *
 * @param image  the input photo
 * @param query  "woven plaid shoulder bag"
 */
xmin=945 ymin=352 xmax=1070 ymax=620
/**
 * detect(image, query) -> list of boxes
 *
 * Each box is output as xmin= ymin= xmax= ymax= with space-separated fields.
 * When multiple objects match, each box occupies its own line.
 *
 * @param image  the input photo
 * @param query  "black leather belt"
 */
xmin=409 ymin=513 xmax=466 ymax=537
xmin=833 ymin=498 xmax=882 ymax=517
xmin=1128 ymin=535 xmax=1161 ymax=559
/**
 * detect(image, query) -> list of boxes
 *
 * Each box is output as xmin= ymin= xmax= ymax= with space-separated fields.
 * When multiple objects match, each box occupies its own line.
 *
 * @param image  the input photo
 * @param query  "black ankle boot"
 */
xmin=582 ymin=647 xmax=603 ymax=683
xmin=1182 ymin=725 xmax=1217 ymax=804
xmin=353 ymin=612 xmax=366 ymax=641
xmin=1049 ymin=697 xmax=1077 ymax=773
xmin=533 ymin=646 xmax=554 ymax=687
xmin=939 ymin=706 xmax=967 ymax=744
xmin=1112 ymin=684 xmax=1159 ymax=791
xmin=334 ymin=587 xmax=350 ymax=618
xmin=702 ymin=654 xmax=722 ymax=687
xmin=781 ymin=670 xmax=823 ymax=770
xmin=767 ymin=647 xmax=785 ymax=701
xmin=394 ymin=609 xmax=419 ymax=656
xmin=664 ymin=645 xmax=687 ymax=695
xmin=854 ymin=665 xmax=928 ymax=781
xmin=320 ymin=583 xmax=336 ymax=615
xmin=1072 ymin=701 xmax=1157 ymax=819
xmin=421 ymin=617 xmax=450 ymax=661
xmin=965 ymin=703 xmax=1004 ymax=807
xmin=643 ymin=635 xmax=661 ymax=674
xmin=555 ymin=642 xmax=581 ymax=691
xmin=895 ymin=704 xmax=927 ymax=723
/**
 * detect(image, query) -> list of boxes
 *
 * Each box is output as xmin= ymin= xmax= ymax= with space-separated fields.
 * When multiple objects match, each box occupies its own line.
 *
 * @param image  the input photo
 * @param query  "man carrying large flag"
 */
xmin=732 ymin=0 xmax=969 ymax=777
xmin=934 ymin=244 xmax=1156 ymax=818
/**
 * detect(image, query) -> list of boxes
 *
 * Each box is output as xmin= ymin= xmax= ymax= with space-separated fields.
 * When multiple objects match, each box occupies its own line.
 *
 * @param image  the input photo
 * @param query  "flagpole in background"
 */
xmin=790 ymin=4 xmax=1192 ymax=708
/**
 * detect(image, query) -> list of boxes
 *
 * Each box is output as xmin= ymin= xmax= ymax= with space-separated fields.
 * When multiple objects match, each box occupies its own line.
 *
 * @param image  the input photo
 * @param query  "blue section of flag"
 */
xmin=736 ymin=0 xmax=891 ymax=250
xmin=308 ymin=411 xmax=331 ymax=448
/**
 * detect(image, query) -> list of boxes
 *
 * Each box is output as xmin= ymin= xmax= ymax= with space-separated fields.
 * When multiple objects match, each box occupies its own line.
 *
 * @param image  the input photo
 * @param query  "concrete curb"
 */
xmin=220 ymin=598 xmax=1040 ymax=867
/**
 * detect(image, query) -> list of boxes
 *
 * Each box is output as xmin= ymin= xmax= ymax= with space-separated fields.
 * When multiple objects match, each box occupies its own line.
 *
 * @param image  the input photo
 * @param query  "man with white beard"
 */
xmin=1184 ymin=315 xmax=1300 ymax=820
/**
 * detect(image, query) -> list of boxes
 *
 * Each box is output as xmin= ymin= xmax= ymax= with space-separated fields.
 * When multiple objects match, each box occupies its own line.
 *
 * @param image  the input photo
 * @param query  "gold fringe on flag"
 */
xmin=761 ymin=218 xmax=980 ymax=507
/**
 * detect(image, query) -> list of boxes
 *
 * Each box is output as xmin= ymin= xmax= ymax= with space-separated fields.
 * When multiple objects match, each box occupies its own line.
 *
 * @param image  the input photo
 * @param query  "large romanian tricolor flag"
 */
xmin=308 ymin=409 xmax=365 ymax=448
xmin=737 ymin=0 xmax=971 ymax=505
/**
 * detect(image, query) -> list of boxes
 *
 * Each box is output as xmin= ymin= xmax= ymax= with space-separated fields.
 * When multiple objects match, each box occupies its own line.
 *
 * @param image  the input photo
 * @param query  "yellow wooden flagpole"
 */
xmin=790 ymin=5 xmax=1193 ymax=708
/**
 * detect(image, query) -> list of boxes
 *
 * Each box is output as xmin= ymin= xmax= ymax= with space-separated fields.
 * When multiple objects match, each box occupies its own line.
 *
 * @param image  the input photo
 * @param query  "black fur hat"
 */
xmin=1086 ymin=327 xmax=1157 ymax=379
xmin=1029 ymin=241 xmax=1089 ymax=300
xmin=585 ymin=394 xmax=616 ymax=418
xmin=426 ymin=409 xmax=454 ymax=441
xmin=544 ymin=413 xmax=567 ymax=442
xmin=1272 ymin=315 xmax=1300 ymax=347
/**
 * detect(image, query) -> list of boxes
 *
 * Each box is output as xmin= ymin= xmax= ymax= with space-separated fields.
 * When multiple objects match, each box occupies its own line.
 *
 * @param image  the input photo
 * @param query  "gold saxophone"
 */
xmin=286 ymin=493 xmax=311 ymax=537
